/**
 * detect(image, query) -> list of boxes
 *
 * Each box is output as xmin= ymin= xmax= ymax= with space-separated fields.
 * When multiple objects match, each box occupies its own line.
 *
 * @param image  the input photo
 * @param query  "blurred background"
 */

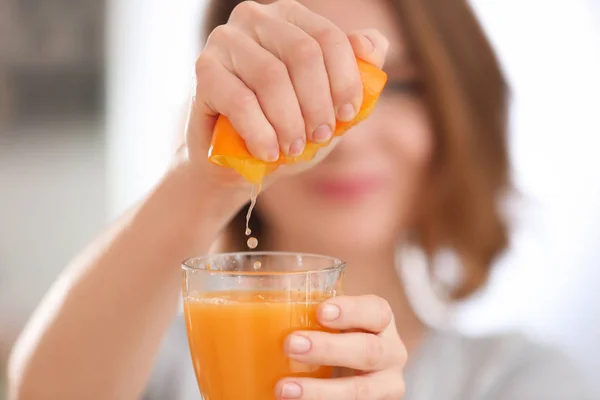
xmin=1 ymin=0 xmax=599 ymax=397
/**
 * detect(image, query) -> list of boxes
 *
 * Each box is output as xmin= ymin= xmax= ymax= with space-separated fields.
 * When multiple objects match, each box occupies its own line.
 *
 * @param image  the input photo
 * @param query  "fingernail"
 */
xmin=280 ymin=382 xmax=302 ymax=399
xmin=288 ymin=138 xmax=305 ymax=156
xmin=321 ymin=304 xmax=340 ymax=321
xmin=288 ymin=335 xmax=311 ymax=354
xmin=266 ymin=145 xmax=280 ymax=162
xmin=337 ymin=104 xmax=356 ymax=122
xmin=360 ymin=33 xmax=375 ymax=53
xmin=313 ymin=124 xmax=332 ymax=143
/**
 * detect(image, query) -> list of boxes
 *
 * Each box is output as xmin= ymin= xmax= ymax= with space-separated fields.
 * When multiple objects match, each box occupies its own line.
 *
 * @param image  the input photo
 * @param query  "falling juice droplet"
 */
xmin=247 ymin=237 xmax=258 ymax=249
xmin=253 ymin=260 xmax=262 ymax=270
xmin=245 ymin=183 xmax=262 ymax=249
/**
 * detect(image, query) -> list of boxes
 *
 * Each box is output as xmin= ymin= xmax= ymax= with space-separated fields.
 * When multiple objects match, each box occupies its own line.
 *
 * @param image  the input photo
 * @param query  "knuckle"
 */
xmin=321 ymin=333 xmax=336 ymax=355
xmin=383 ymin=388 xmax=405 ymax=400
xmin=230 ymin=0 xmax=263 ymax=21
xmin=338 ymin=76 xmax=363 ymax=102
xmin=280 ymin=114 xmax=306 ymax=140
xmin=376 ymin=296 xmax=393 ymax=329
xmin=363 ymin=334 xmax=384 ymax=370
xmin=398 ymin=380 xmax=407 ymax=398
xmin=293 ymin=38 xmax=323 ymax=65
xmin=194 ymin=55 xmax=216 ymax=84
xmin=302 ymin=102 xmax=332 ymax=127
xmin=387 ymin=379 xmax=406 ymax=399
xmin=351 ymin=377 xmax=371 ymax=400
xmin=397 ymin=341 xmax=408 ymax=366
xmin=207 ymin=24 xmax=233 ymax=43
xmin=231 ymin=88 xmax=257 ymax=112
xmin=262 ymin=60 xmax=288 ymax=83
xmin=314 ymin=26 xmax=348 ymax=53
xmin=364 ymin=294 xmax=380 ymax=302
xmin=194 ymin=55 xmax=210 ymax=78
xmin=276 ymin=0 xmax=301 ymax=11
xmin=310 ymin=332 xmax=332 ymax=360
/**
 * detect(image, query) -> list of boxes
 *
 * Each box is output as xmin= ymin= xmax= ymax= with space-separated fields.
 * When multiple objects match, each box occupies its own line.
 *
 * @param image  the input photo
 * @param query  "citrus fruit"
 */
xmin=208 ymin=58 xmax=388 ymax=184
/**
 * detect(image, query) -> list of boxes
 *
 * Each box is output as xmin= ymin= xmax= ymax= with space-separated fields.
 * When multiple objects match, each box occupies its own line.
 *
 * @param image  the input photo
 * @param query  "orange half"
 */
xmin=208 ymin=58 xmax=388 ymax=184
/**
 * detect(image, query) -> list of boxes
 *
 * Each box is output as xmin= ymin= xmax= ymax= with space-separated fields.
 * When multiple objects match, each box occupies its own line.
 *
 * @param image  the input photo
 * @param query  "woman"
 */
xmin=8 ymin=0 xmax=591 ymax=399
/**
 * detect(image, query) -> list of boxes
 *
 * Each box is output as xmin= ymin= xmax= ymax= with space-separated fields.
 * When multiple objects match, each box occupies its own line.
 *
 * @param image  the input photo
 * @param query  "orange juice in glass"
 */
xmin=182 ymin=252 xmax=345 ymax=400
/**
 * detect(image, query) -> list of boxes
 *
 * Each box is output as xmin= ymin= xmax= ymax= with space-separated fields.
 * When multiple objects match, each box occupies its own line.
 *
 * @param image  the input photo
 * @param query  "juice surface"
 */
xmin=184 ymin=290 xmax=336 ymax=400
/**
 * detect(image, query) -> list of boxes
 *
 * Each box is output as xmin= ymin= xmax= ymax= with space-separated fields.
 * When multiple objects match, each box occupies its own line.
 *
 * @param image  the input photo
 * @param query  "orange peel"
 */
xmin=208 ymin=58 xmax=388 ymax=184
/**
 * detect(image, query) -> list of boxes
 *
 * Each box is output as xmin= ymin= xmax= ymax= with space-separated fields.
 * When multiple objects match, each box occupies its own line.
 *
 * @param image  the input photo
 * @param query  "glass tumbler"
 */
xmin=182 ymin=251 xmax=345 ymax=400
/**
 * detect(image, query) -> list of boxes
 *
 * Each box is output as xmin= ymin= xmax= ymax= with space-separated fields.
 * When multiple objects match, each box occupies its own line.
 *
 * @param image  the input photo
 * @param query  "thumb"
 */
xmin=348 ymin=29 xmax=390 ymax=69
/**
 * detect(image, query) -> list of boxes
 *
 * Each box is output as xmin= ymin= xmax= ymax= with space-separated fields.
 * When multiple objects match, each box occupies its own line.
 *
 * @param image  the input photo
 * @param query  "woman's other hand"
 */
xmin=278 ymin=295 xmax=407 ymax=399
xmin=185 ymin=0 xmax=388 ymax=187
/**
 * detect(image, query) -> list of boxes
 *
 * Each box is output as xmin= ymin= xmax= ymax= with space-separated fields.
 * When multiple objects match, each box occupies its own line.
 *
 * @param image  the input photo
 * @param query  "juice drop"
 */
xmin=253 ymin=260 xmax=262 ymax=270
xmin=247 ymin=237 xmax=258 ymax=249
xmin=245 ymin=183 xmax=262 ymax=250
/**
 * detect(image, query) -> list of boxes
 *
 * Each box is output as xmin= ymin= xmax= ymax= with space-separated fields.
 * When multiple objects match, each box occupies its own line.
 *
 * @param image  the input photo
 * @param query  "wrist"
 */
xmin=159 ymin=154 xmax=250 ymax=238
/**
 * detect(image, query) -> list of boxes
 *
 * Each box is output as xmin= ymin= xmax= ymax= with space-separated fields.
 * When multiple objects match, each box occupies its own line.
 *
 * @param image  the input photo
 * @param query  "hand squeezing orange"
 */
xmin=208 ymin=58 xmax=388 ymax=184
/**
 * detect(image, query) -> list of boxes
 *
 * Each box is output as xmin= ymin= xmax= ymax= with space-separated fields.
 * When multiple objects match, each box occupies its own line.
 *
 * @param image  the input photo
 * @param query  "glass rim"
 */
xmin=181 ymin=251 xmax=346 ymax=276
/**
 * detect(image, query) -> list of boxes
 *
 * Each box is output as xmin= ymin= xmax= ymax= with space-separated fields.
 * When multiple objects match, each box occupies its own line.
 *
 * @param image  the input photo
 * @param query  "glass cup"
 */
xmin=182 ymin=251 xmax=346 ymax=400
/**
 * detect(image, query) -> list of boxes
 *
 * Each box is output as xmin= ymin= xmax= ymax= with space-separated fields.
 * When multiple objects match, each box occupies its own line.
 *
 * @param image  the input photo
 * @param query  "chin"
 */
xmin=299 ymin=214 xmax=397 ymax=258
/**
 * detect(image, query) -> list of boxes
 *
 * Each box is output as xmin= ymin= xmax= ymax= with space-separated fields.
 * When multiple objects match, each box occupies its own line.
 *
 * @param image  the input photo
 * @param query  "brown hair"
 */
xmin=202 ymin=0 xmax=510 ymax=300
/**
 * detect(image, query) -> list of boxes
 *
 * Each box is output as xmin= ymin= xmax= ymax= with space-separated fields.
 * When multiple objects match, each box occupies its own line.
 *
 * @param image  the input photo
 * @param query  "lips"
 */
xmin=310 ymin=175 xmax=386 ymax=200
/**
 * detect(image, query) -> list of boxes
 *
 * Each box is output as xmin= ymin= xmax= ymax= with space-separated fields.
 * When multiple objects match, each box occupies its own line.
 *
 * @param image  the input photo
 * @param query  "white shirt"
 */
xmin=142 ymin=315 xmax=594 ymax=400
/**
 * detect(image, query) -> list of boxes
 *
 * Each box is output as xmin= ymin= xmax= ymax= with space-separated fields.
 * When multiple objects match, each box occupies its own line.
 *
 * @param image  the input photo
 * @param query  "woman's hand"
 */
xmin=277 ymin=295 xmax=407 ymax=399
xmin=184 ymin=0 xmax=388 ymax=188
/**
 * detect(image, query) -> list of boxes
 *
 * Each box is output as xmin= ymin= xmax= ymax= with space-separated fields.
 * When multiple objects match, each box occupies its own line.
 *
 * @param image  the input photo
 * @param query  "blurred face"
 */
xmin=259 ymin=0 xmax=434 ymax=256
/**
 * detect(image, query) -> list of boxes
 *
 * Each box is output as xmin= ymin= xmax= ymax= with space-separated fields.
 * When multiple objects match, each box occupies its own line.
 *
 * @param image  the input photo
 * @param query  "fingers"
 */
xmin=275 ymin=372 xmax=406 ymax=400
xmin=285 ymin=330 xmax=401 ymax=371
xmin=273 ymin=0 xmax=363 ymax=122
xmin=232 ymin=8 xmax=335 ymax=144
xmin=194 ymin=53 xmax=278 ymax=162
xmin=348 ymin=29 xmax=390 ymax=69
xmin=278 ymin=295 xmax=407 ymax=399
xmin=208 ymin=24 xmax=307 ymax=158
xmin=195 ymin=0 xmax=389 ymax=165
xmin=317 ymin=295 xmax=394 ymax=334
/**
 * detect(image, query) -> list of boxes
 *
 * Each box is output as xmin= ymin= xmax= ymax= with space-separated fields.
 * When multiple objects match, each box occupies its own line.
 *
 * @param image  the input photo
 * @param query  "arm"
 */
xmin=7 ymin=2 xmax=389 ymax=398
xmin=7 ymin=157 xmax=246 ymax=400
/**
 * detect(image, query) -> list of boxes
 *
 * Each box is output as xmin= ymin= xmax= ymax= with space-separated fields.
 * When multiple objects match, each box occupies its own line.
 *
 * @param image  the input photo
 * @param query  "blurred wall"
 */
xmin=0 ymin=0 xmax=104 ymax=126
xmin=106 ymin=0 xmax=206 ymax=217
xmin=0 ymin=121 xmax=106 ymax=396
xmin=0 ymin=1 xmax=106 ymax=394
